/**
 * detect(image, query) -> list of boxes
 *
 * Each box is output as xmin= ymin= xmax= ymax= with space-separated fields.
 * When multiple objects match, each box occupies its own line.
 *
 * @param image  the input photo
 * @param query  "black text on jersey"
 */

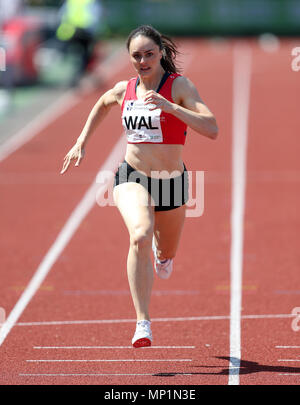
xmin=124 ymin=116 xmax=159 ymax=130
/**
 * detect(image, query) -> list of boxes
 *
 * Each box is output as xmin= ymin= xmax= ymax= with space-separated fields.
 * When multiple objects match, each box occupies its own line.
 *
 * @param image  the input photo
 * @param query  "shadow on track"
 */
xmin=152 ymin=356 xmax=300 ymax=377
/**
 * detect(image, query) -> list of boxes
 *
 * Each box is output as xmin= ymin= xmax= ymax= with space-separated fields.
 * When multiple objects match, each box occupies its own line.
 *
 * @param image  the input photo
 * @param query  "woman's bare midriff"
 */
xmin=124 ymin=143 xmax=184 ymax=178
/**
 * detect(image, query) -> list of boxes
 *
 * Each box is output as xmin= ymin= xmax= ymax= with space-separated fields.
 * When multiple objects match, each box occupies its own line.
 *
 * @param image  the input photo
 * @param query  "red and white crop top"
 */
xmin=121 ymin=72 xmax=187 ymax=145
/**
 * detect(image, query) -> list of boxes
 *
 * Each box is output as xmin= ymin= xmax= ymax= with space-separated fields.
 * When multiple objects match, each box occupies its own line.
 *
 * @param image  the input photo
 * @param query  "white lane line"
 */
xmin=228 ymin=42 xmax=252 ymax=386
xmin=33 ymin=346 xmax=195 ymax=349
xmin=278 ymin=359 xmax=300 ymax=362
xmin=276 ymin=346 xmax=300 ymax=349
xmin=62 ymin=289 xmax=201 ymax=296
xmin=19 ymin=373 xmax=194 ymax=377
xmin=15 ymin=313 xmax=295 ymax=327
xmin=278 ymin=374 xmax=300 ymax=376
xmin=0 ymin=46 xmax=127 ymax=163
xmin=0 ymin=135 xmax=126 ymax=347
xmin=243 ymin=314 xmax=294 ymax=319
xmin=26 ymin=359 xmax=192 ymax=363
xmin=17 ymin=316 xmax=227 ymax=326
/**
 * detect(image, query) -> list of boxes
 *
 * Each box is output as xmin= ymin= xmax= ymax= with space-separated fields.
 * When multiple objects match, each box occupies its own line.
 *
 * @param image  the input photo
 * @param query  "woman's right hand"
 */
xmin=60 ymin=141 xmax=85 ymax=174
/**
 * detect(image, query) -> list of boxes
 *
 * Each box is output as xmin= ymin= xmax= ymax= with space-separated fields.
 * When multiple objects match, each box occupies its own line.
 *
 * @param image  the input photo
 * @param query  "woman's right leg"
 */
xmin=113 ymin=182 xmax=155 ymax=322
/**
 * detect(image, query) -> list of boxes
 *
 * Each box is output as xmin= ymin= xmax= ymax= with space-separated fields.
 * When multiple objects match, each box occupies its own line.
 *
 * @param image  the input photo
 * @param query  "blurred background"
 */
xmin=0 ymin=0 xmax=299 ymax=143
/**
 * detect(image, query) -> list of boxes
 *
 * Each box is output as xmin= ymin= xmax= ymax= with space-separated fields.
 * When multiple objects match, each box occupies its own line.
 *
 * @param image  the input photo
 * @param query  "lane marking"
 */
xmin=26 ymin=359 xmax=192 ymax=362
xmin=278 ymin=359 xmax=300 ymax=362
xmin=33 ymin=346 xmax=195 ymax=349
xmin=241 ymin=314 xmax=294 ymax=319
xmin=15 ymin=313 xmax=295 ymax=327
xmin=62 ymin=289 xmax=201 ymax=296
xmin=0 ymin=135 xmax=126 ymax=347
xmin=276 ymin=346 xmax=300 ymax=349
xmin=278 ymin=374 xmax=300 ymax=376
xmin=0 ymin=46 xmax=127 ymax=163
xmin=19 ymin=373 xmax=194 ymax=377
xmin=228 ymin=42 xmax=252 ymax=386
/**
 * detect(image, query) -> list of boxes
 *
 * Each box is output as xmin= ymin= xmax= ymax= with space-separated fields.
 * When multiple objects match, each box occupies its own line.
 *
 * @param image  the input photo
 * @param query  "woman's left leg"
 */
xmin=113 ymin=182 xmax=155 ymax=322
xmin=153 ymin=204 xmax=186 ymax=261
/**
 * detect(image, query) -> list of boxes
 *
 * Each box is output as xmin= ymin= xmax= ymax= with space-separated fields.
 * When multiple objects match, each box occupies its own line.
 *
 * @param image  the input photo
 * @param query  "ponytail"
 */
xmin=126 ymin=25 xmax=181 ymax=74
xmin=160 ymin=34 xmax=180 ymax=73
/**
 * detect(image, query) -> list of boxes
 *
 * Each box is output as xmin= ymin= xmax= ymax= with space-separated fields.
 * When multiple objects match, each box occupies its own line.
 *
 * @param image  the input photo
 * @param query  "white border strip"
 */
xmin=228 ymin=42 xmax=252 ymax=385
xmin=0 ymin=135 xmax=126 ymax=347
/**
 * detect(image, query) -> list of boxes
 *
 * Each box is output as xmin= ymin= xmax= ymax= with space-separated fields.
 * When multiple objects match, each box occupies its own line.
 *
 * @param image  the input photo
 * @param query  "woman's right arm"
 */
xmin=60 ymin=81 xmax=127 ymax=174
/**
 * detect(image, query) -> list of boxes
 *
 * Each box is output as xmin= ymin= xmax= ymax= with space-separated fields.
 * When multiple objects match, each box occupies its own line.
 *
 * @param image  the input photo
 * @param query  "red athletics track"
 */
xmin=0 ymin=38 xmax=299 ymax=386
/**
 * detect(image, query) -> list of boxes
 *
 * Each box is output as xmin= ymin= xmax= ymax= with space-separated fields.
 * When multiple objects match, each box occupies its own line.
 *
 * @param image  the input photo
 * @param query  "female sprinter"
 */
xmin=60 ymin=25 xmax=218 ymax=348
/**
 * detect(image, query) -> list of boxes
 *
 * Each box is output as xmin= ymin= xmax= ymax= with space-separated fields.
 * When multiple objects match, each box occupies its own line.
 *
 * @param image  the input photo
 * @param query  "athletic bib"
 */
xmin=122 ymin=100 xmax=163 ymax=143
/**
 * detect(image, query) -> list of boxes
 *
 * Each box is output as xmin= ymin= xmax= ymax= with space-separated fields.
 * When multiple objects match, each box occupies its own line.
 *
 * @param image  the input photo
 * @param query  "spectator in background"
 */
xmin=56 ymin=0 xmax=104 ymax=86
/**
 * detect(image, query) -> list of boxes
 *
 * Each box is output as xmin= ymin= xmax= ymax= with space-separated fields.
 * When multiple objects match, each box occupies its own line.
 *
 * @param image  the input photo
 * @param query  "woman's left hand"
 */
xmin=144 ymin=90 xmax=174 ymax=113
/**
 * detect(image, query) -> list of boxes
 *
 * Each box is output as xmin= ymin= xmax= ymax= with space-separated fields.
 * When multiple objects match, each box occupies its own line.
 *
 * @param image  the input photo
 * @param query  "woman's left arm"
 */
xmin=144 ymin=76 xmax=219 ymax=140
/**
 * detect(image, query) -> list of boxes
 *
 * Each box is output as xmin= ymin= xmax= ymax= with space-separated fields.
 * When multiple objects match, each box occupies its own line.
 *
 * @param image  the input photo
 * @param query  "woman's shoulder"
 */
xmin=113 ymin=80 xmax=129 ymax=94
xmin=171 ymin=73 xmax=195 ymax=101
xmin=172 ymin=74 xmax=193 ymax=88
xmin=172 ymin=74 xmax=198 ymax=98
xmin=111 ymin=80 xmax=128 ymax=103
xmin=113 ymin=77 xmax=139 ymax=94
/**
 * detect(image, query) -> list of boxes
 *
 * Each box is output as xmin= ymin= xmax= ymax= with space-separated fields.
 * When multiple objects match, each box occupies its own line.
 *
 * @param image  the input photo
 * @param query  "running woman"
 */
xmin=60 ymin=25 xmax=218 ymax=348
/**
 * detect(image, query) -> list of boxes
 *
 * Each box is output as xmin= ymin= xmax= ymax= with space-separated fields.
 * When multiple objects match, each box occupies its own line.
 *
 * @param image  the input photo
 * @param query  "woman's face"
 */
xmin=128 ymin=35 xmax=163 ymax=77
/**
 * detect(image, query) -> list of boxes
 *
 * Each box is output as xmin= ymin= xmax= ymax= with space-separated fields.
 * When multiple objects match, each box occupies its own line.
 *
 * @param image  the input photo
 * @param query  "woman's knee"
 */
xmin=130 ymin=224 xmax=153 ymax=251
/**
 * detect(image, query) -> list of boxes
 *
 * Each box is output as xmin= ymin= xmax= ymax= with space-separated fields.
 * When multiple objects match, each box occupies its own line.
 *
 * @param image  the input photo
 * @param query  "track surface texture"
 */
xmin=0 ymin=38 xmax=299 ymax=386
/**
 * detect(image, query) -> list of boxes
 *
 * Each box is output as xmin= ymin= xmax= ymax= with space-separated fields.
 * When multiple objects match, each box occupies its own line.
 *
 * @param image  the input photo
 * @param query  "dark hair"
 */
xmin=126 ymin=25 xmax=181 ymax=73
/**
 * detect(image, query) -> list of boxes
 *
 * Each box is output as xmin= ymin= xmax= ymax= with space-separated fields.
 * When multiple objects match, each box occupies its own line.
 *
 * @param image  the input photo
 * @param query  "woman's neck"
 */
xmin=138 ymin=67 xmax=166 ymax=91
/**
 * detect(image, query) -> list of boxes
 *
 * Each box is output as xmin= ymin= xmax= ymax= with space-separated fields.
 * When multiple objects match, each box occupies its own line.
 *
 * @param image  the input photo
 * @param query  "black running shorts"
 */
xmin=113 ymin=160 xmax=189 ymax=211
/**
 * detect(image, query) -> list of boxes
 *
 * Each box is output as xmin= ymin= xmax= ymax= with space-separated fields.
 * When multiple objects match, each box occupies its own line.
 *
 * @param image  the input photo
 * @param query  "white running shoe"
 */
xmin=132 ymin=320 xmax=152 ymax=348
xmin=152 ymin=237 xmax=173 ymax=280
